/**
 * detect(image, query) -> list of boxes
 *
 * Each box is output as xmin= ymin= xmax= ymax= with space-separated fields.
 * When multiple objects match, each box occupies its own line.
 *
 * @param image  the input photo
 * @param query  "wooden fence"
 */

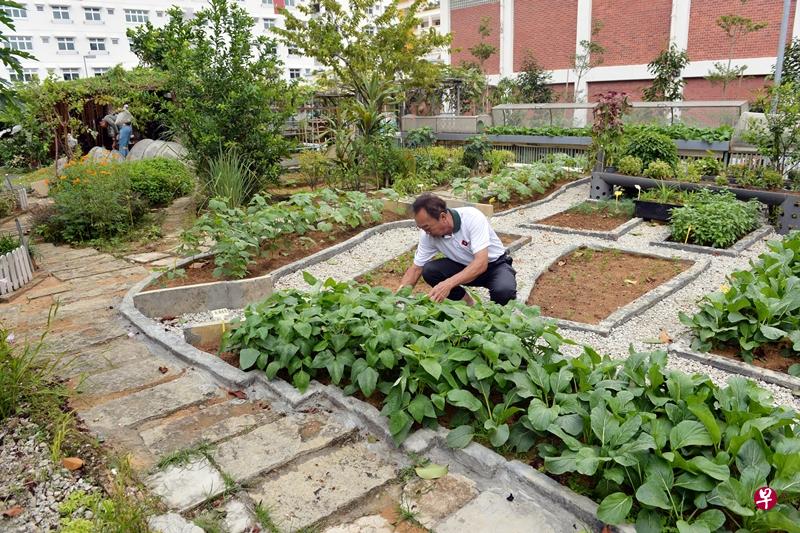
xmin=0 ymin=245 xmax=34 ymax=296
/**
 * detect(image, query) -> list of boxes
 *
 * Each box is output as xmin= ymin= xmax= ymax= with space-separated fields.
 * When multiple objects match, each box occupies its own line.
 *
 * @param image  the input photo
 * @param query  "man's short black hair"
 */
xmin=412 ymin=193 xmax=447 ymax=219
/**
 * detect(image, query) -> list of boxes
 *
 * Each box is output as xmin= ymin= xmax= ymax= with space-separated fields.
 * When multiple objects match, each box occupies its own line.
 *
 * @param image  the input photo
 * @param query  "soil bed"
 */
xmin=355 ymin=233 xmax=520 ymax=294
xmin=711 ymin=343 xmax=798 ymax=374
xmin=145 ymin=210 xmax=408 ymax=291
xmin=476 ymin=177 xmax=577 ymax=212
xmin=527 ymin=247 xmax=692 ymax=324
xmin=536 ymin=201 xmax=632 ymax=231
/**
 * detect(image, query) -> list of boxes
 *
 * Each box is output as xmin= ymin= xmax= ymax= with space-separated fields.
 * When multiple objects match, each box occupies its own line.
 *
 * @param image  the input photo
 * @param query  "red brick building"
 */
xmin=445 ymin=0 xmax=797 ymax=102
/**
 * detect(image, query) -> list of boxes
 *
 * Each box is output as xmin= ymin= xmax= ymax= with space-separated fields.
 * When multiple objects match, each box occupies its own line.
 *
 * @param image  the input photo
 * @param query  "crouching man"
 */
xmin=397 ymin=193 xmax=517 ymax=305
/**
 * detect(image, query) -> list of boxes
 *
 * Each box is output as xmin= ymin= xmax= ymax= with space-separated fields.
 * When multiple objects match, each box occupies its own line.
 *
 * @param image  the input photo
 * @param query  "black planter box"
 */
xmin=634 ymin=199 xmax=682 ymax=222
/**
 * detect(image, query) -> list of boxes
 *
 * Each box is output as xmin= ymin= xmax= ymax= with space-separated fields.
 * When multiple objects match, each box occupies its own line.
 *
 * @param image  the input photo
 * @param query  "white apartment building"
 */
xmin=0 ymin=0 xmax=329 ymax=83
xmin=398 ymin=0 xmax=447 ymax=64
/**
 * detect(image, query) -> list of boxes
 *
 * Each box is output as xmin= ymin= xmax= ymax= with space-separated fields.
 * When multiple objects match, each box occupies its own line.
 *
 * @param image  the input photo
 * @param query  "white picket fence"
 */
xmin=0 ymin=245 xmax=34 ymax=296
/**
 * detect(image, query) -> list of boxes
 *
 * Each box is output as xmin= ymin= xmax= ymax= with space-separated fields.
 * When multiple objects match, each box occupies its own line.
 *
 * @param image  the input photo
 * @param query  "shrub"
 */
xmin=297 ymin=150 xmax=329 ymax=189
xmin=0 ymin=192 xmax=16 ymax=218
xmin=461 ymin=135 xmax=490 ymax=170
xmin=715 ymin=175 xmax=729 ymax=186
xmin=680 ymin=231 xmax=800 ymax=357
xmin=485 ymin=149 xmax=516 ymax=173
xmin=0 ymin=234 xmax=19 ymax=255
xmin=623 ymin=130 xmax=678 ymax=168
xmin=693 ymin=156 xmax=724 ymax=177
xmin=676 ymin=160 xmax=702 ymax=183
xmin=616 ymin=155 xmax=642 ymax=176
xmin=404 ymin=127 xmax=435 ymax=149
xmin=725 ymin=164 xmax=757 ymax=187
xmin=202 ymin=150 xmax=259 ymax=209
xmin=643 ymin=160 xmax=674 ymax=179
xmin=757 ymin=168 xmax=784 ymax=190
xmin=38 ymin=168 xmax=146 ymax=243
xmin=127 ymin=158 xmax=194 ymax=206
xmin=670 ymin=190 xmax=761 ymax=248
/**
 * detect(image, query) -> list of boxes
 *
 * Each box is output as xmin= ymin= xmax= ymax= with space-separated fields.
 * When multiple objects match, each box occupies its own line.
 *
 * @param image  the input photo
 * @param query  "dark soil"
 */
xmin=355 ymin=233 xmax=521 ymax=293
xmin=145 ymin=210 xmax=408 ymax=291
xmin=712 ymin=342 xmax=798 ymax=374
xmin=527 ymin=247 xmax=693 ymax=324
xmin=537 ymin=204 xmax=631 ymax=231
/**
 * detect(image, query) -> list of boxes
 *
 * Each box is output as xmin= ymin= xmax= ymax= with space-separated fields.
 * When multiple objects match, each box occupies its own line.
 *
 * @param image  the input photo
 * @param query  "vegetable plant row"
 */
xmin=451 ymin=153 xmax=584 ymax=204
xmin=681 ymin=231 xmax=800 ymax=361
xmin=181 ymin=189 xmax=384 ymax=279
xmin=225 ymin=274 xmax=800 ymax=532
xmin=485 ymin=124 xmax=733 ymax=142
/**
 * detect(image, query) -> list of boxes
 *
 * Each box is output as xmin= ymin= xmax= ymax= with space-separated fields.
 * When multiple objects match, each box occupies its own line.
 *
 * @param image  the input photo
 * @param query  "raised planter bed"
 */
xmin=526 ymin=244 xmax=709 ymax=336
xmin=522 ymin=199 xmax=642 ymax=241
xmin=590 ymin=171 xmax=800 ymax=234
xmin=633 ymin=199 xmax=681 ymax=222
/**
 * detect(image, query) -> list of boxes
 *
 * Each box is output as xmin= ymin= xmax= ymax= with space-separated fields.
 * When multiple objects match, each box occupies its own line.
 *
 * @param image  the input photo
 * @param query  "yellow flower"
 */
xmin=100 ymin=170 xmax=110 ymax=175
xmin=72 ymin=178 xmax=80 ymax=184
xmin=720 ymin=284 xmax=731 ymax=294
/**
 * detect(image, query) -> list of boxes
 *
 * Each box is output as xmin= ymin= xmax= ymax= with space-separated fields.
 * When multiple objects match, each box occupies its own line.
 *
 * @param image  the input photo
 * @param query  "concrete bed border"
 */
xmin=648 ymin=225 xmax=773 ymax=257
xmin=522 ymin=216 xmax=643 ymax=242
xmin=493 ymin=176 xmax=591 ymax=218
xmin=527 ymin=244 xmax=711 ymax=337
xmin=670 ymin=339 xmax=800 ymax=392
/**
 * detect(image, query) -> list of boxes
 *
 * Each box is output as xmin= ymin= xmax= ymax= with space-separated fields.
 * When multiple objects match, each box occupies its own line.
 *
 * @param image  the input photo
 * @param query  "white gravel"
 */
xmin=164 ymin=180 xmax=800 ymax=411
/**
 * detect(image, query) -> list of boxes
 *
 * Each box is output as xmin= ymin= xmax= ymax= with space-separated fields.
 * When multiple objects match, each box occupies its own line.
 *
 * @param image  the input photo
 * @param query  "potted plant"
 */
xmin=633 ymin=183 xmax=688 ymax=221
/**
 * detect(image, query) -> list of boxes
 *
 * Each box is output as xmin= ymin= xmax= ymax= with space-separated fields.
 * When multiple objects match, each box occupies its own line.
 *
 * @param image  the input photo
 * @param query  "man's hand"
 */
xmin=428 ymin=280 xmax=453 ymax=303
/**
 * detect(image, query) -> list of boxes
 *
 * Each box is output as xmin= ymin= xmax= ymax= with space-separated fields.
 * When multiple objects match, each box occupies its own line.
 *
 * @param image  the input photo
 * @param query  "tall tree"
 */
xmin=274 ymin=0 xmax=449 ymax=102
xmin=515 ymin=54 xmax=554 ymax=103
xmin=706 ymin=2 xmax=767 ymax=97
xmin=643 ymin=44 xmax=689 ymax=101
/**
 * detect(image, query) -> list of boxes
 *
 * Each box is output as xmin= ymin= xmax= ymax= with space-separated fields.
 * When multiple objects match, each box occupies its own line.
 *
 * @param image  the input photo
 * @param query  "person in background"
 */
xmin=99 ymin=113 xmax=119 ymax=149
xmin=117 ymin=121 xmax=133 ymax=157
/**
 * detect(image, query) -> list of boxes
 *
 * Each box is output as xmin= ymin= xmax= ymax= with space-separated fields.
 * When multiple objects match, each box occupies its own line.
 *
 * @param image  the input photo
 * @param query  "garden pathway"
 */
xmin=0 ymin=243 xmax=590 ymax=532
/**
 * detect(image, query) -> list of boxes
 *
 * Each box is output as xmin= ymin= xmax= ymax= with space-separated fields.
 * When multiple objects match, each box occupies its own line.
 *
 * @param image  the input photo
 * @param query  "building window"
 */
xmin=289 ymin=68 xmax=300 ymax=79
xmin=304 ymin=68 xmax=311 ymax=76
xmin=124 ymin=9 xmax=148 ymax=23
xmin=262 ymin=0 xmax=273 ymax=5
xmin=88 ymin=37 xmax=106 ymax=51
xmin=264 ymin=18 xmax=275 ymax=29
xmin=51 ymin=5 xmax=70 ymax=20
xmin=83 ymin=7 xmax=101 ymax=21
xmin=111 ymin=37 xmax=119 ymax=44
xmin=9 ymin=68 xmax=37 ymax=82
xmin=287 ymin=46 xmax=299 ymax=56
xmin=55 ymin=36 xmax=75 ymax=51
xmin=285 ymin=0 xmax=295 ymax=7
xmin=433 ymin=18 xmax=441 ymax=26
xmin=62 ymin=68 xmax=80 ymax=80
xmin=107 ymin=8 xmax=114 ymax=14
xmin=6 ymin=36 xmax=33 ymax=51
xmin=93 ymin=67 xmax=109 ymax=76
xmin=2 ymin=5 xmax=27 ymax=18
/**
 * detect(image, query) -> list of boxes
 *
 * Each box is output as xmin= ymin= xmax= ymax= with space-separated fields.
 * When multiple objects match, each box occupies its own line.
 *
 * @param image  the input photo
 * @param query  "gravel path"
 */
xmin=168 ymin=179 xmax=800 ymax=410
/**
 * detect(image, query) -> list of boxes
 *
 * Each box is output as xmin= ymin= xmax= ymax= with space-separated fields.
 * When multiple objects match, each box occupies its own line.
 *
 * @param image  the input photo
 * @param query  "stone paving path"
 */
xmin=1 ymin=242 xmax=590 ymax=532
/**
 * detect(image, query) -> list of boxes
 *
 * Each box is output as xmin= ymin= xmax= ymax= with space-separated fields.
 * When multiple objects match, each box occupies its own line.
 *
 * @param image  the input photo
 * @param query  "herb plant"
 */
xmin=643 ymin=160 xmax=674 ymax=180
xmin=670 ymin=190 xmax=761 ymax=249
xmin=624 ymin=131 xmax=679 ymax=169
xmin=616 ymin=156 xmax=643 ymax=176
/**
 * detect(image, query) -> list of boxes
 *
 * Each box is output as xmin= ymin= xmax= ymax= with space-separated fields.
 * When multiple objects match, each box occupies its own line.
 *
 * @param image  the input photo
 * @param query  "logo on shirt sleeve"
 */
xmin=461 ymin=240 xmax=470 ymax=247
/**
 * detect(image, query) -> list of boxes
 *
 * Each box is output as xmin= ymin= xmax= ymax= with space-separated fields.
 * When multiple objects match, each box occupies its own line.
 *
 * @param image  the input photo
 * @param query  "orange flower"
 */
xmin=72 ymin=178 xmax=80 ymax=184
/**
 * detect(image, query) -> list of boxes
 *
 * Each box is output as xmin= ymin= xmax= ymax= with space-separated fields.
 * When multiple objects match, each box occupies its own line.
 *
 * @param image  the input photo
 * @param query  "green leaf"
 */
xmin=389 ymin=410 xmax=413 ymax=443
xmin=676 ymin=520 xmax=709 ymax=533
xmin=293 ymin=322 xmax=313 ymax=339
xmin=674 ymin=472 xmax=714 ymax=492
xmin=687 ymin=397 xmax=721 ymax=446
xmin=239 ymin=348 xmax=260 ymax=369
xmin=446 ymin=389 xmax=482 ymax=412
xmin=420 ymin=359 xmax=442 ymax=380
xmin=265 ymin=361 xmax=282 ymax=380
xmin=670 ymin=420 xmax=713 ymax=450
xmin=736 ymin=439 xmax=770 ymax=480
xmin=695 ymin=509 xmax=725 ymax=531
xmin=489 ymin=423 xmax=510 ymax=447
xmin=635 ymin=509 xmax=664 ymax=533
xmin=473 ymin=363 xmax=494 ymax=380
xmin=635 ymin=480 xmax=672 ymax=510
xmin=688 ymin=456 xmax=730 ymax=481
xmin=302 ymin=271 xmax=318 ymax=285
xmin=590 ymin=407 xmax=618 ymax=447
xmin=596 ymin=492 xmax=632 ymax=525
xmin=292 ymin=370 xmax=310 ymax=392
xmin=357 ymin=367 xmax=379 ymax=397
xmin=415 ymin=463 xmax=448 ymax=480
xmin=528 ymin=399 xmax=560 ymax=431
xmin=446 ymin=425 xmax=475 ymax=448
xmin=759 ymin=324 xmax=787 ymax=340
xmin=408 ymin=394 xmax=435 ymax=423
xmin=789 ymin=363 xmax=800 ymax=377
xmin=575 ymin=446 xmax=603 ymax=476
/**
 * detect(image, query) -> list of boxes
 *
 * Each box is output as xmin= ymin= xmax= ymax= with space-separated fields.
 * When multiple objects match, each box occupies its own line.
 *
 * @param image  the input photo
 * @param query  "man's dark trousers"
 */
xmin=421 ymin=254 xmax=517 ymax=304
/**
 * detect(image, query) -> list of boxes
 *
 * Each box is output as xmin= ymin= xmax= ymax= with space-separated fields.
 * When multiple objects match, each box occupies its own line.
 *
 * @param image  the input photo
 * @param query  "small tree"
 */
xmin=643 ymin=44 xmax=689 ymax=101
xmin=129 ymin=0 xmax=296 ymax=185
xmin=0 ymin=0 xmax=34 ymax=107
xmin=515 ymin=54 xmax=554 ymax=103
xmin=706 ymin=7 xmax=767 ymax=97
xmin=568 ymin=19 xmax=604 ymax=102
xmin=591 ymin=91 xmax=630 ymax=167
xmin=778 ymin=37 xmax=800 ymax=86
xmin=744 ymin=83 xmax=800 ymax=175
xmin=468 ymin=17 xmax=497 ymax=73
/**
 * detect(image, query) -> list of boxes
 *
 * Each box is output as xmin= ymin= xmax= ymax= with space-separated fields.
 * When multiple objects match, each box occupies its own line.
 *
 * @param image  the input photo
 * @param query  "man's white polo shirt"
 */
xmin=413 ymin=207 xmax=506 ymax=267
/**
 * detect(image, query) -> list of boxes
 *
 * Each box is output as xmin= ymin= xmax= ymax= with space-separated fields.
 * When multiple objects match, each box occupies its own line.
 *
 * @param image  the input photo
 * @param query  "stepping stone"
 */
xmin=150 ymin=257 xmax=181 ymax=268
xmin=146 ymin=458 xmax=226 ymax=512
xmin=434 ymin=489 xmax=589 ymax=533
xmin=61 ymin=336 xmax=151 ymax=378
xmin=402 ymin=473 xmax=478 ymax=528
xmin=148 ymin=513 xmax=204 ymax=533
xmin=324 ymin=515 xmax=394 ymax=533
xmin=138 ymin=400 xmax=279 ymax=459
xmin=125 ymin=251 xmax=171 ymax=264
xmin=213 ymin=412 xmax=354 ymax=482
xmin=54 ymin=259 xmax=135 ymax=281
xmin=79 ymin=374 xmax=221 ymax=433
xmin=246 ymin=441 xmax=397 ymax=532
xmin=72 ymin=358 xmax=182 ymax=400
xmin=222 ymin=499 xmax=255 ymax=533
